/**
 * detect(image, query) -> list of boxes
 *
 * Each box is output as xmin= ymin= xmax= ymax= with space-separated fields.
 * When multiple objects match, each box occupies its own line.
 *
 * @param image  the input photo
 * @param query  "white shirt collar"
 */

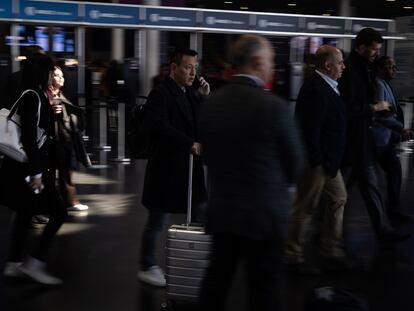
xmin=315 ymin=70 xmax=339 ymax=95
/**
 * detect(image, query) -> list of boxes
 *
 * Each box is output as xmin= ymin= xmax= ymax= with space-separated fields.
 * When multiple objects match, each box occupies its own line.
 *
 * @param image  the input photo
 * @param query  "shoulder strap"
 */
xmin=8 ymin=89 xmax=42 ymax=127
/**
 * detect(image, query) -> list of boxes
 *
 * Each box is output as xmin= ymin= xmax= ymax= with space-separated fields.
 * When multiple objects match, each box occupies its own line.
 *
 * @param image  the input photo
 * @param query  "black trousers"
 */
xmin=342 ymin=164 xmax=390 ymax=238
xmin=376 ymin=146 xmax=402 ymax=218
xmin=3 ymin=166 xmax=67 ymax=262
xmin=199 ymin=232 xmax=282 ymax=311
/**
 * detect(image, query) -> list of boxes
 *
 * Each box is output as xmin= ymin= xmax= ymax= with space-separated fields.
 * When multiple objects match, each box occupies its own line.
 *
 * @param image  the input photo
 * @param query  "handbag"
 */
xmin=0 ymin=89 xmax=47 ymax=162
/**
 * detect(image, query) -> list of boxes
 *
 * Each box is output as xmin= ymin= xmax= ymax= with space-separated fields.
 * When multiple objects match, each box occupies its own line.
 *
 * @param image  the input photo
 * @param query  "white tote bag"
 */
xmin=0 ymin=89 xmax=47 ymax=162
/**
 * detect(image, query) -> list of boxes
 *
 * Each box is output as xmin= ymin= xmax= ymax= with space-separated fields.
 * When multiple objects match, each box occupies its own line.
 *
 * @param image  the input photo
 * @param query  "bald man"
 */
xmin=199 ymin=34 xmax=304 ymax=311
xmin=284 ymin=45 xmax=351 ymax=274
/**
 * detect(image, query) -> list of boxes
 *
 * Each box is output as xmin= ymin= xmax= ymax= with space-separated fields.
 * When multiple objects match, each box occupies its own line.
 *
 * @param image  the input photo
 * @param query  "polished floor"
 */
xmin=1 ymin=143 xmax=414 ymax=311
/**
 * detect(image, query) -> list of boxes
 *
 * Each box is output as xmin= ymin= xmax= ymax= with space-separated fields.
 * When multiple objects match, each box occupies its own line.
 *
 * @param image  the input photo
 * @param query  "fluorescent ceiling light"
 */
xmin=240 ymin=6 xmax=249 ymax=10
xmin=288 ymin=3 xmax=297 ymax=6
xmin=403 ymin=6 xmax=413 ymax=9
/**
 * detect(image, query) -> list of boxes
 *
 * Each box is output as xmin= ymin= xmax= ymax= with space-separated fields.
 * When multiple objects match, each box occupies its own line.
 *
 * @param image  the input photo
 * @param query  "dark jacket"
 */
xmin=52 ymin=93 xmax=91 ymax=169
xmin=142 ymin=76 xmax=206 ymax=213
xmin=0 ymin=89 xmax=57 ymax=210
xmin=338 ymin=51 xmax=376 ymax=168
xmin=199 ymin=76 xmax=304 ymax=239
xmin=295 ymin=72 xmax=346 ymax=177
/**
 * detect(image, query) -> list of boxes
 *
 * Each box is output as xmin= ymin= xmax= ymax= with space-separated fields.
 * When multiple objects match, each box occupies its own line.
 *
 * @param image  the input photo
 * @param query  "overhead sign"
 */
xmin=0 ymin=0 xmax=12 ymax=19
xmin=256 ymin=15 xmax=299 ymax=33
xmin=351 ymin=19 xmax=389 ymax=35
xmin=19 ymin=0 xmax=78 ymax=22
xmin=202 ymin=11 xmax=250 ymax=30
xmin=85 ymin=4 xmax=140 ymax=25
xmin=145 ymin=8 xmax=197 ymax=27
xmin=304 ymin=17 xmax=345 ymax=34
xmin=2 ymin=1 xmax=396 ymax=38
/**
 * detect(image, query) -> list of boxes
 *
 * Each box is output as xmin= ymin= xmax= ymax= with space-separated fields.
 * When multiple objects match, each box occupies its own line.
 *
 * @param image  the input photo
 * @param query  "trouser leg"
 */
xmin=33 ymin=173 xmax=67 ymax=261
xmin=59 ymin=168 xmax=79 ymax=207
xmin=140 ymin=211 xmax=169 ymax=270
xmin=199 ymin=233 xmax=241 ymax=311
xmin=284 ymin=165 xmax=325 ymax=263
xmin=377 ymin=147 xmax=402 ymax=216
xmin=320 ymin=171 xmax=347 ymax=257
xmin=357 ymin=165 xmax=389 ymax=237
xmin=246 ymin=235 xmax=281 ymax=311
xmin=9 ymin=209 xmax=32 ymax=262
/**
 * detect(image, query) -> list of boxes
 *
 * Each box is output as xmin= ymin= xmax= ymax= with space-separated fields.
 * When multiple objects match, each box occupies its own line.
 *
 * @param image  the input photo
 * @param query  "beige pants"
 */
xmin=58 ymin=169 xmax=80 ymax=207
xmin=284 ymin=165 xmax=347 ymax=263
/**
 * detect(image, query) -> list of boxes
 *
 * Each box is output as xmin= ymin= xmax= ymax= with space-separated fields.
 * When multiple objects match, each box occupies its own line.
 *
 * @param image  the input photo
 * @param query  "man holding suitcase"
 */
xmin=138 ymin=48 xmax=210 ymax=287
xmin=198 ymin=34 xmax=304 ymax=311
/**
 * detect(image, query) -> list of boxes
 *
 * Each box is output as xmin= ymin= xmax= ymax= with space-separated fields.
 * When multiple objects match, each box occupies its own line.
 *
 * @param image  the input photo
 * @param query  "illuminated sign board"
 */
xmin=19 ymin=0 xmax=78 ymax=22
xmin=85 ymin=4 xmax=140 ymax=25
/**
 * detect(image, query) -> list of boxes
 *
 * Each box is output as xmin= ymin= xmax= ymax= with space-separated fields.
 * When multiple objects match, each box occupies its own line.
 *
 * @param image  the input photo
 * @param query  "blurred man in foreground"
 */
xmin=198 ymin=34 xmax=304 ymax=311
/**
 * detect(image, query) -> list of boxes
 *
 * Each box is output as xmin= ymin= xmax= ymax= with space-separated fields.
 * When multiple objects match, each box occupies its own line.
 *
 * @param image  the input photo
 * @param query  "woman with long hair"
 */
xmin=48 ymin=65 xmax=90 ymax=211
xmin=0 ymin=54 xmax=67 ymax=285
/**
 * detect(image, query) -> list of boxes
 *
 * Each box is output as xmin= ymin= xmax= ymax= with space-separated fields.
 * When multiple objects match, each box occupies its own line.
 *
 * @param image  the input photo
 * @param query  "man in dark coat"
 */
xmin=198 ymin=34 xmax=304 ymax=311
xmin=284 ymin=45 xmax=349 ymax=274
xmin=338 ymin=28 xmax=406 ymax=243
xmin=138 ymin=48 xmax=210 ymax=287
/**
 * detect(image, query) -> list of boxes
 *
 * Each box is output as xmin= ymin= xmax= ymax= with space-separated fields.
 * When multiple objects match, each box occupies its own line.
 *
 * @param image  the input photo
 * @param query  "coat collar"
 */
xmin=163 ymin=76 xmax=196 ymax=129
xmin=348 ymin=50 xmax=371 ymax=73
xmin=230 ymin=75 xmax=264 ymax=88
xmin=313 ymin=71 xmax=340 ymax=96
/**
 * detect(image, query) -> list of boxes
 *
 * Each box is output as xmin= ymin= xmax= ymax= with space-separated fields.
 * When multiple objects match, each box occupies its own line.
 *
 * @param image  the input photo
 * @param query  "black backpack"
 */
xmin=127 ymin=97 xmax=154 ymax=159
xmin=305 ymin=286 xmax=369 ymax=311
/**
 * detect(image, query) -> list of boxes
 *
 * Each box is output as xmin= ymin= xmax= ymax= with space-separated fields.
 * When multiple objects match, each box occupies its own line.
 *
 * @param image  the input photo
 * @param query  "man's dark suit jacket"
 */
xmin=199 ymin=76 xmax=304 ymax=240
xmin=338 ymin=51 xmax=376 ymax=168
xmin=142 ymin=76 xmax=206 ymax=214
xmin=295 ymin=72 xmax=346 ymax=177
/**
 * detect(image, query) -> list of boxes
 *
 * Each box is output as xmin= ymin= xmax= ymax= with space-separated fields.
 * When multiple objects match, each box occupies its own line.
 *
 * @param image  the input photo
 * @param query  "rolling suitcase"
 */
xmin=165 ymin=154 xmax=212 ymax=303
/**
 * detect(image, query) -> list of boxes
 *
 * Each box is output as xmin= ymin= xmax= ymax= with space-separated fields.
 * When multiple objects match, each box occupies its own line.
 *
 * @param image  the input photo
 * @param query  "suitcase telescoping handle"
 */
xmin=186 ymin=153 xmax=194 ymax=227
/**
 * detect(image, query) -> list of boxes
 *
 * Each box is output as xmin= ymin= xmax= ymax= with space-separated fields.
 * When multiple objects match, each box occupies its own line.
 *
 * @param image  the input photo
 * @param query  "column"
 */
xmin=337 ymin=0 xmax=354 ymax=54
xmin=10 ymin=24 xmax=20 ymax=73
xmin=112 ymin=0 xmax=125 ymax=62
xmin=138 ymin=0 xmax=161 ymax=98
xmin=76 ymin=26 xmax=86 ymax=107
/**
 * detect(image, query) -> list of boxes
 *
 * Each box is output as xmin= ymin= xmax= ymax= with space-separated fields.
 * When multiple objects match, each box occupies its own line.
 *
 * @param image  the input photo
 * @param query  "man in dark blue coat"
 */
xmin=284 ymin=45 xmax=349 ymax=274
xmin=198 ymin=34 xmax=304 ymax=311
xmin=138 ymin=48 xmax=210 ymax=286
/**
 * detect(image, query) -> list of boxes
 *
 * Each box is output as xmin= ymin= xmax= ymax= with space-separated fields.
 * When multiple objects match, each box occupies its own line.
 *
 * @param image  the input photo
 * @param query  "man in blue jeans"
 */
xmin=138 ymin=48 xmax=210 ymax=286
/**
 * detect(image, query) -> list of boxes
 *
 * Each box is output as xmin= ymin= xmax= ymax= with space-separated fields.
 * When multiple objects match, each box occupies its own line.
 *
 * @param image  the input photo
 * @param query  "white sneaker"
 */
xmin=67 ymin=203 xmax=89 ymax=211
xmin=137 ymin=266 xmax=166 ymax=287
xmin=4 ymin=262 xmax=23 ymax=277
xmin=19 ymin=257 xmax=62 ymax=285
